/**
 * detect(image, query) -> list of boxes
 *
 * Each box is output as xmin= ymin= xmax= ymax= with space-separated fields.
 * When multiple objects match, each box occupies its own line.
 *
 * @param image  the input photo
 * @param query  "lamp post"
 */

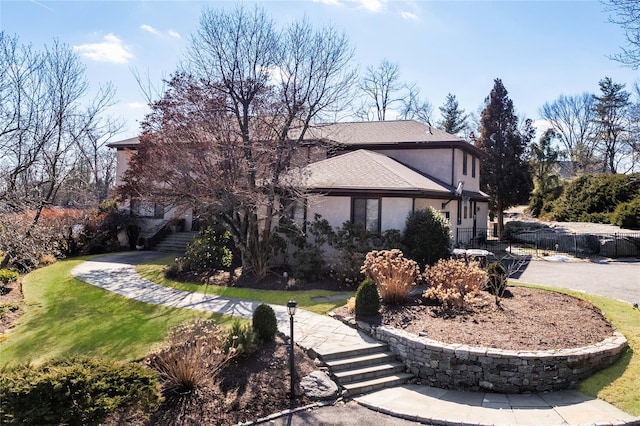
xmin=287 ymin=300 xmax=297 ymax=400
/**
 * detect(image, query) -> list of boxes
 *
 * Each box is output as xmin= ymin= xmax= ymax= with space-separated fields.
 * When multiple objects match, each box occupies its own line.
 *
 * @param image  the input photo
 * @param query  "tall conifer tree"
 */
xmin=437 ymin=93 xmax=468 ymax=135
xmin=475 ymin=79 xmax=532 ymax=236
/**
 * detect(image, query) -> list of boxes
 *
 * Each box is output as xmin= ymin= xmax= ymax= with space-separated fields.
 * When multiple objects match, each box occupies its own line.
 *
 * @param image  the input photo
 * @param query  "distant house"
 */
xmin=108 ymin=120 xmax=489 ymax=245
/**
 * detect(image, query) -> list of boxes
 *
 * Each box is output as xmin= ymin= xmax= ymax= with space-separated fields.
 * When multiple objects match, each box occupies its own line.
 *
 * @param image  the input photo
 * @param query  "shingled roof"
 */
xmin=289 ymin=149 xmax=453 ymax=194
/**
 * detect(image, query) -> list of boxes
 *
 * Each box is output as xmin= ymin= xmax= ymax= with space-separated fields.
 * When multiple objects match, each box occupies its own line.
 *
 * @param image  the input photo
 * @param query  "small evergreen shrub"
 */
xmin=423 ymin=259 xmax=487 ymax=310
xmin=355 ymin=278 xmax=381 ymax=317
xmin=402 ymin=208 xmax=451 ymax=267
xmin=0 ymin=357 xmax=161 ymax=426
xmin=0 ymin=269 xmax=18 ymax=285
xmin=146 ymin=319 xmax=232 ymax=394
xmin=184 ymin=225 xmax=235 ymax=271
xmin=224 ymin=320 xmax=258 ymax=358
xmin=361 ymin=249 xmax=420 ymax=305
xmin=485 ymin=262 xmax=507 ymax=296
xmin=611 ymin=196 xmax=640 ymax=230
xmin=252 ymin=304 xmax=278 ymax=342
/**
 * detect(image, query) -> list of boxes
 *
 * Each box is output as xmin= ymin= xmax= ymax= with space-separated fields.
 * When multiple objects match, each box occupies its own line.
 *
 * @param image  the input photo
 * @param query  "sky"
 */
xmin=1 ymin=0 xmax=639 ymax=140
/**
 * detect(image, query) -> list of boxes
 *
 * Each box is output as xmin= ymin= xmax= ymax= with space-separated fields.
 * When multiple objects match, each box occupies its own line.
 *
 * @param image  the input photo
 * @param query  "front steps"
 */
xmin=153 ymin=231 xmax=198 ymax=253
xmin=321 ymin=344 xmax=414 ymax=396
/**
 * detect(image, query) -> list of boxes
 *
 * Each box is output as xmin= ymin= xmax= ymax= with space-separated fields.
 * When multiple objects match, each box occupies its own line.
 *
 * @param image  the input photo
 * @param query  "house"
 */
xmin=108 ymin=120 xmax=489 ymax=245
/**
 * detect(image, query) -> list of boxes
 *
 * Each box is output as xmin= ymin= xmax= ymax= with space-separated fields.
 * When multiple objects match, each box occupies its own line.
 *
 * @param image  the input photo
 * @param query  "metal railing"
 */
xmin=455 ymin=227 xmax=640 ymax=258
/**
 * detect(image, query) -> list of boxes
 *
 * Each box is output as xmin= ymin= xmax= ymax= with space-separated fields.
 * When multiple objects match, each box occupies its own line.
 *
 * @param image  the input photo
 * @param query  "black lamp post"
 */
xmin=287 ymin=300 xmax=298 ymax=400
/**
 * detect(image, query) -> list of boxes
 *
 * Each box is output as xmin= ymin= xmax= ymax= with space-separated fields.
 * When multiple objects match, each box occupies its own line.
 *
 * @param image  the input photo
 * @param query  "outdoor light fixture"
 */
xmin=287 ymin=300 xmax=298 ymax=400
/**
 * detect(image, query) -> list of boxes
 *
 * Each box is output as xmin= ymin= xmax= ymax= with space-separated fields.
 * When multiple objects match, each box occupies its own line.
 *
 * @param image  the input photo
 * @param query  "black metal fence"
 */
xmin=455 ymin=227 xmax=640 ymax=259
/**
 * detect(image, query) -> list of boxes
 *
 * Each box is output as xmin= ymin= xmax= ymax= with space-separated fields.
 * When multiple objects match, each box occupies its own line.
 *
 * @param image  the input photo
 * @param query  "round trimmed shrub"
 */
xmin=485 ymin=261 xmax=507 ymax=295
xmin=252 ymin=304 xmax=278 ymax=341
xmin=611 ymin=196 xmax=640 ymax=230
xmin=402 ymin=208 xmax=451 ymax=267
xmin=355 ymin=278 xmax=380 ymax=317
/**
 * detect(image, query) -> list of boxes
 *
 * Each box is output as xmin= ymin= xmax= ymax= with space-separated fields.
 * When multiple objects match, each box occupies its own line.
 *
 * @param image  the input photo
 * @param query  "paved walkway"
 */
xmin=71 ymin=252 xmax=639 ymax=426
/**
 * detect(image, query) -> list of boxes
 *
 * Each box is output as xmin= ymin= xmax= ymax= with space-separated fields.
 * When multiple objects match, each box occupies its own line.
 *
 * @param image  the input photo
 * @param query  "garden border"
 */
xmin=371 ymin=325 xmax=627 ymax=393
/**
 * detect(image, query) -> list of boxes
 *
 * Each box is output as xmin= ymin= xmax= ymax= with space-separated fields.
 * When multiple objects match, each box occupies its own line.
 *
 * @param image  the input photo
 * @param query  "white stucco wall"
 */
xmin=115 ymin=149 xmax=133 ymax=186
xmin=380 ymin=197 xmax=413 ymax=231
xmin=306 ymin=196 xmax=351 ymax=229
xmin=378 ymin=148 xmax=453 ymax=185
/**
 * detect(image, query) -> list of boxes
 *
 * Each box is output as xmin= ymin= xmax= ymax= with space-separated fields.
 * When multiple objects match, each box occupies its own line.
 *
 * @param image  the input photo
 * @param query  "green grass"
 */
xmin=136 ymin=256 xmax=353 ymax=314
xmin=513 ymin=282 xmax=640 ymax=416
xmin=0 ymin=258 xmax=229 ymax=367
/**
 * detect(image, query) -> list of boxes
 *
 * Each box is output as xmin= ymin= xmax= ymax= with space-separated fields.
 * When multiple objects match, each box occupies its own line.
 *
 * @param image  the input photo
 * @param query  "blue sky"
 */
xmin=1 ymin=0 xmax=638 ymax=139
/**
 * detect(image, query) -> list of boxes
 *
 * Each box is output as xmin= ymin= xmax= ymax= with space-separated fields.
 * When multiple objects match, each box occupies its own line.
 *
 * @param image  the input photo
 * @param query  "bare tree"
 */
xmin=0 ymin=34 xmax=120 ymax=269
xmin=539 ymin=93 xmax=599 ymax=175
xmin=122 ymin=6 xmax=355 ymax=279
xmin=604 ymin=0 xmax=640 ymax=69
xmin=399 ymin=84 xmax=433 ymax=124
xmin=357 ymin=59 xmax=405 ymax=121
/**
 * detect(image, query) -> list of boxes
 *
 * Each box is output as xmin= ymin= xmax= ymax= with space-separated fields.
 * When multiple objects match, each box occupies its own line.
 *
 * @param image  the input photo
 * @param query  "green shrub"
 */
xmin=146 ymin=319 xmax=232 ymax=394
xmin=0 ymin=270 xmax=18 ymax=292
xmin=0 ymin=357 xmax=161 ymax=426
xmin=402 ymin=208 xmax=451 ymax=267
xmin=224 ymin=320 xmax=258 ymax=358
xmin=611 ymin=196 xmax=640 ymax=230
xmin=550 ymin=173 xmax=640 ymax=223
xmin=252 ymin=304 xmax=278 ymax=342
xmin=184 ymin=225 xmax=235 ymax=271
xmin=485 ymin=262 xmax=507 ymax=296
xmin=355 ymin=278 xmax=381 ymax=317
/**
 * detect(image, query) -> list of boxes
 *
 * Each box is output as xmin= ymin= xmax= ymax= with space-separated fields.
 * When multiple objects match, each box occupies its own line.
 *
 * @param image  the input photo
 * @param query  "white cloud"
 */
xmin=127 ymin=102 xmax=148 ymax=110
xmin=73 ymin=33 xmax=133 ymax=64
xmin=401 ymin=11 xmax=418 ymax=21
xmin=312 ymin=0 xmax=385 ymax=12
xmin=168 ymin=29 xmax=181 ymax=39
xmin=355 ymin=0 xmax=385 ymax=12
xmin=140 ymin=24 xmax=160 ymax=36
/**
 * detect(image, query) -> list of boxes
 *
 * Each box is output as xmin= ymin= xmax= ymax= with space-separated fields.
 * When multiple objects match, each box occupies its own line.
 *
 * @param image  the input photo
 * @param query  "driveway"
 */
xmin=510 ymin=258 xmax=639 ymax=304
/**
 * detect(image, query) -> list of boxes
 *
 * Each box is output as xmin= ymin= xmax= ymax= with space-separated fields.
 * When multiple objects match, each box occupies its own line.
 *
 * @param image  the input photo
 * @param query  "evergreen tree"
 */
xmin=593 ymin=77 xmax=630 ymax=174
xmin=474 ymin=79 xmax=533 ymax=236
xmin=437 ymin=93 xmax=468 ymax=135
xmin=528 ymin=129 xmax=563 ymax=217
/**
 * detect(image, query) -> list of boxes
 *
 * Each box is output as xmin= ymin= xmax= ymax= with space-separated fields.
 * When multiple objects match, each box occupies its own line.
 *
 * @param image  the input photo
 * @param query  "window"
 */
xmin=131 ymin=199 xmax=164 ymax=218
xmin=457 ymin=200 xmax=462 ymax=225
xmin=462 ymin=152 xmax=468 ymax=175
xmin=471 ymin=156 xmax=476 ymax=178
xmin=352 ymin=198 xmax=380 ymax=232
xmin=464 ymin=205 xmax=468 ymax=219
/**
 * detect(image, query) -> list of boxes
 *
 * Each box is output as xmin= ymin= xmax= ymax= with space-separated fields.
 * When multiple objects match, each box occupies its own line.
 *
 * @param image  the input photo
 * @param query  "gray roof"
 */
xmin=106 ymin=137 xmax=140 ymax=149
xmin=305 ymin=120 xmax=463 ymax=145
xmin=290 ymin=149 xmax=452 ymax=193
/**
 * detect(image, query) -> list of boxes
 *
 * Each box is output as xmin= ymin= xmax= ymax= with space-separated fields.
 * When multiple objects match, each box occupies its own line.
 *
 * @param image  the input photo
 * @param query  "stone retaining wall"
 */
xmin=372 ymin=326 xmax=628 ymax=393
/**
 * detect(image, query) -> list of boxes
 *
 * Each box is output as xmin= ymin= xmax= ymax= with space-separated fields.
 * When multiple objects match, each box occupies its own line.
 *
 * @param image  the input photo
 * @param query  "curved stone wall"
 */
xmin=371 ymin=326 xmax=628 ymax=393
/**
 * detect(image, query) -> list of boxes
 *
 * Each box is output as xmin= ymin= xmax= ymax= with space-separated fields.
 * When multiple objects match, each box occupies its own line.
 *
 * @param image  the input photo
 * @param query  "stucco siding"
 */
xmin=373 ymin=148 xmax=453 ymax=185
xmin=307 ymin=196 xmax=350 ymax=230
xmin=381 ymin=198 xmax=412 ymax=231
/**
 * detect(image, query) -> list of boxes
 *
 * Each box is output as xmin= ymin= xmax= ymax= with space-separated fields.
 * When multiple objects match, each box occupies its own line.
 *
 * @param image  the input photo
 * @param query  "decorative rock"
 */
xmin=300 ymin=371 xmax=339 ymax=400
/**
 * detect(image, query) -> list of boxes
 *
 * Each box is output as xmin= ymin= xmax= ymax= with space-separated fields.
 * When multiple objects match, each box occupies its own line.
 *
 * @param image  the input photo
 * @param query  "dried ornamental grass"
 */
xmin=145 ymin=320 xmax=235 ymax=394
xmin=361 ymin=249 xmax=420 ymax=305
xmin=423 ymin=258 xmax=487 ymax=309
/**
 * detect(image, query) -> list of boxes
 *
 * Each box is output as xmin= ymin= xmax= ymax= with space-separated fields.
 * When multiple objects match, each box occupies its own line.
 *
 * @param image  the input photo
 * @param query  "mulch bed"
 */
xmin=334 ymin=286 xmax=616 ymax=350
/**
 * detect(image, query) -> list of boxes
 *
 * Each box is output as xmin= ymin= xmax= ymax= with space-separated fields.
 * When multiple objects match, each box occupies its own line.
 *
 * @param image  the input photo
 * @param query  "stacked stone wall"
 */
xmin=372 ymin=326 xmax=627 ymax=393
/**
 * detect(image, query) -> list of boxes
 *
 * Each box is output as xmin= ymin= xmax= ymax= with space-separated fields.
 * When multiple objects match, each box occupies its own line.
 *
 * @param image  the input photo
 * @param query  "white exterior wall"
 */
xmin=380 ymin=197 xmax=412 ymax=231
xmin=306 ymin=196 xmax=351 ymax=230
xmin=115 ymin=149 xmax=133 ymax=186
xmin=378 ymin=148 xmax=453 ymax=185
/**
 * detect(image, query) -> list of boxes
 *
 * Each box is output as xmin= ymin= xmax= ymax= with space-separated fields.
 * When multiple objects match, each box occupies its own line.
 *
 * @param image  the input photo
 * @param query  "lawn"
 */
xmin=0 ymin=258 xmax=227 ymax=367
xmin=135 ymin=256 xmax=353 ymax=314
xmin=515 ymin=282 xmax=640 ymax=416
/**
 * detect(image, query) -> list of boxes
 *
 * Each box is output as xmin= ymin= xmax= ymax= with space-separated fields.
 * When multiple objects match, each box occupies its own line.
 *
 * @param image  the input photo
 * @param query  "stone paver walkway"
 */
xmin=71 ymin=252 xmax=640 ymax=426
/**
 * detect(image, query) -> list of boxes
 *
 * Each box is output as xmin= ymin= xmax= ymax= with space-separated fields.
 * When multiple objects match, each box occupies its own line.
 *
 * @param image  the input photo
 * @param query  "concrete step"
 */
xmin=154 ymin=232 xmax=197 ymax=253
xmin=341 ymin=373 xmax=414 ymax=396
xmin=325 ymin=351 xmax=398 ymax=372
xmin=333 ymin=361 xmax=406 ymax=384
xmin=317 ymin=343 xmax=388 ymax=362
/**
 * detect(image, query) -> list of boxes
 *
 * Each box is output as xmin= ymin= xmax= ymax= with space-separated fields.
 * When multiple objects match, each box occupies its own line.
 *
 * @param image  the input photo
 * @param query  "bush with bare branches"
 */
xmin=361 ymin=249 xmax=420 ymax=305
xmin=423 ymin=259 xmax=487 ymax=309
